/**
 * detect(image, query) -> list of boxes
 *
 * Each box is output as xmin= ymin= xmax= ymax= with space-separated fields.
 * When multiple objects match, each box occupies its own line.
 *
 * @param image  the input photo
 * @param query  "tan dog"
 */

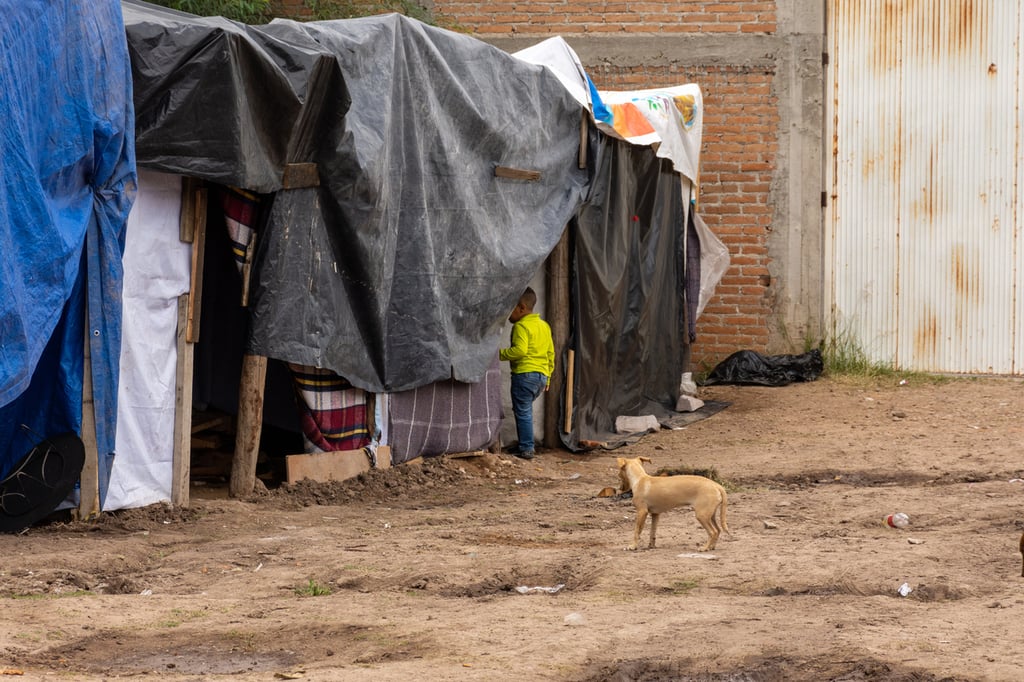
xmin=617 ymin=456 xmax=730 ymax=551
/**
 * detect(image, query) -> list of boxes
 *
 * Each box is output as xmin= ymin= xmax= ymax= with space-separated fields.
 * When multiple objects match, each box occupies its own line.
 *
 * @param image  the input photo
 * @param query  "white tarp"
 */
xmin=514 ymin=37 xmax=704 ymax=185
xmin=105 ymin=171 xmax=190 ymax=510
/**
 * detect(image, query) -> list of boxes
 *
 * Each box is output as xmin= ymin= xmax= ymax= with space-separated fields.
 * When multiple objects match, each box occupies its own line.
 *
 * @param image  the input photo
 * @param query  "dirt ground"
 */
xmin=2 ymin=375 xmax=1024 ymax=681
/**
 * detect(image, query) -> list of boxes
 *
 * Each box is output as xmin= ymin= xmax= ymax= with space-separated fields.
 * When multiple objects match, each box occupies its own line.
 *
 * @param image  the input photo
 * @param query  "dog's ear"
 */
xmin=616 ymin=457 xmax=626 ymax=468
xmin=639 ymin=456 xmax=652 ymax=464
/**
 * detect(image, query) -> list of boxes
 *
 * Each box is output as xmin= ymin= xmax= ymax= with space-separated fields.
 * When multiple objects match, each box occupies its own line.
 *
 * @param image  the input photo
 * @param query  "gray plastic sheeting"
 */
xmin=124 ymin=3 xmax=589 ymax=393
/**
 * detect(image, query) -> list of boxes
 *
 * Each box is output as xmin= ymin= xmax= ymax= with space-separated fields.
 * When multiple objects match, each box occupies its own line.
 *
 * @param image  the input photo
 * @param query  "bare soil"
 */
xmin=2 ymin=376 xmax=1024 ymax=681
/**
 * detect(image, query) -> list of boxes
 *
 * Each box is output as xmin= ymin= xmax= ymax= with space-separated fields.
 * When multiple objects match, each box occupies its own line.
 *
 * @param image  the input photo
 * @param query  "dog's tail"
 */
xmin=718 ymin=486 xmax=732 ymax=536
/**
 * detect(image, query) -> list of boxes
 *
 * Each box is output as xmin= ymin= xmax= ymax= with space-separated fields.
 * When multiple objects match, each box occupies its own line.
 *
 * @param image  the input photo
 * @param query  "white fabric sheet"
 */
xmin=105 ymin=170 xmax=190 ymax=510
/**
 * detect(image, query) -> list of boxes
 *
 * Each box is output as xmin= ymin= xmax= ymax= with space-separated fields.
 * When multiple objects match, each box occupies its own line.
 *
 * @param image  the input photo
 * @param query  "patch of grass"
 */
xmin=668 ymin=579 xmax=700 ymax=595
xmin=9 ymin=590 xmax=92 ymax=600
xmin=226 ymin=629 xmax=258 ymax=652
xmin=295 ymin=579 xmax=332 ymax=597
xmin=654 ymin=466 xmax=731 ymax=486
xmin=820 ymin=329 xmax=947 ymax=386
xmin=156 ymin=607 xmax=207 ymax=628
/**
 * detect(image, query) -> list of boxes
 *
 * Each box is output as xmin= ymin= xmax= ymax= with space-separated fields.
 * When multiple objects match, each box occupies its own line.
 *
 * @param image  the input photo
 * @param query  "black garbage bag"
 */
xmin=702 ymin=349 xmax=824 ymax=387
xmin=0 ymin=432 xmax=85 ymax=533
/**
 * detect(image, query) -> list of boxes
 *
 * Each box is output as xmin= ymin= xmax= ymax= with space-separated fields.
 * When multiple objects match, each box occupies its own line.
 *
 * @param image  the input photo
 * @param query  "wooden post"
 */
xmin=229 ymin=354 xmax=267 ymax=497
xmin=77 ymin=327 xmax=100 ymax=519
xmin=578 ymin=109 xmax=588 ymax=169
xmin=563 ymin=349 xmax=575 ymax=434
xmin=186 ymin=186 xmax=207 ymax=343
xmin=171 ymin=294 xmax=194 ymax=507
xmin=544 ymin=229 xmax=570 ymax=448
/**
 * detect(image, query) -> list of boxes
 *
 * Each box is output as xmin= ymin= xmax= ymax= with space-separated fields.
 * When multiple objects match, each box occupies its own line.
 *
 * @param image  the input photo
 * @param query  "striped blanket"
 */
xmin=288 ymin=364 xmax=370 ymax=452
xmin=219 ymin=185 xmax=261 ymax=271
xmin=386 ymin=356 xmax=502 ymax=464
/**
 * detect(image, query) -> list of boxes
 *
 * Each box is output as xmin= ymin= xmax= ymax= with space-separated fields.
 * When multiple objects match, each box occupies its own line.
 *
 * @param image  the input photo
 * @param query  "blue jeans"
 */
xmin=510 ymin=372 xmax=546 ymax=453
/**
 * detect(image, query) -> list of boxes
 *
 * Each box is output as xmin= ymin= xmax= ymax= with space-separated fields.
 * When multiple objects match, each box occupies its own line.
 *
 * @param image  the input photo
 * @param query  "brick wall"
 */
xmin=431 ymin=0 xmax=782 ymax=371
xmin=432 ymin=1 xmax=776 ymax=35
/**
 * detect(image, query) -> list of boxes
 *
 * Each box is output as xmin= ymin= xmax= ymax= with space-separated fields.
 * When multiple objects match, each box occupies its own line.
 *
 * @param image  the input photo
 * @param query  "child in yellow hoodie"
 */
xmin=499 ymin=287 xmax=554 ymax=459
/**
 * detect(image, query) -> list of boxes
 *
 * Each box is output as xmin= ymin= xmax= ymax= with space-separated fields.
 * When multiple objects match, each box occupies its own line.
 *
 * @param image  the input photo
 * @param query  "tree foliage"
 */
xmin=145 ymin=0 xmax=438 ymax=24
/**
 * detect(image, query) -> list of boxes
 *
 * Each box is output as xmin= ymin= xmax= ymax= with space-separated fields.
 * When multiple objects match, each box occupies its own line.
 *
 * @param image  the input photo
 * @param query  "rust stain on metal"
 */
xmin=951 ymin=244 xmax=967 ymax=298
xmin=913 ymin=309 xmax=939 ymax=362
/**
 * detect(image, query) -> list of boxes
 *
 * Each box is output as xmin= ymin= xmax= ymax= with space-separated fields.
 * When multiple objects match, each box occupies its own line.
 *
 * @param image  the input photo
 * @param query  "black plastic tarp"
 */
xmin=123 ymin=2 xmax=589 ymax=393
xmin=565 ymin=135 xmax=688 ymax=447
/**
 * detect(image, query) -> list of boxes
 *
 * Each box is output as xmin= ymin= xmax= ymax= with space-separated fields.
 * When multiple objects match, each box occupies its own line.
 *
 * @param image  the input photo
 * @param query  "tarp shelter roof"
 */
xmin=123 ymin=1 xmax=591 ymax=393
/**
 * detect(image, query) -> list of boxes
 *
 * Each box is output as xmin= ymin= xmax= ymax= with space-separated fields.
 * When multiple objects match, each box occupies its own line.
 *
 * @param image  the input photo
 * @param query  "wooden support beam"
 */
xmin=179 ymin=177 xmax=197 ymax=243
xmin=77 ymin=327 xmax=100 ymax=520
xmin=282 ymin=162 xmax=320 ymax=189
xmin=564 ymin=349 xmax=575 ymax=434
xmin=578 ymin=109 xmax=588 ymax=169
xmin=229 ymin=354 xmax=267 ymax=497
xmin=494 ymin=166 xmax=541 ymax=181
xmin=171 ymin=294 xmax=194 ymax=507
xmin=544 ymin=228 xmax=570 ymax=448
xmin=186 ymin=187 xmax=207 ymax=343
xmin=240 ymin=236 xmax=256 ymax=307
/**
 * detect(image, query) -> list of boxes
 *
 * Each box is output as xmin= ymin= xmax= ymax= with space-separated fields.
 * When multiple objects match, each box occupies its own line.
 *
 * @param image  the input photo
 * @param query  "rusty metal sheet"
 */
xmin=827 ymin=0 xmax=1020 ymax=374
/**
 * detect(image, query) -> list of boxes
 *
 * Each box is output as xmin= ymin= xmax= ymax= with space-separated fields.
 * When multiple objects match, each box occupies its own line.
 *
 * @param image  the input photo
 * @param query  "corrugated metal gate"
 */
xmin=825 ymin=0 xmax=1022 ymax=374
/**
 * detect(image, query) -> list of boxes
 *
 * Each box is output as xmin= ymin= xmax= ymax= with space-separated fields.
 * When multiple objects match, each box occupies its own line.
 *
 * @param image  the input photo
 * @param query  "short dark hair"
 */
xmin=520 ymin=287 xmax=537 ymax=310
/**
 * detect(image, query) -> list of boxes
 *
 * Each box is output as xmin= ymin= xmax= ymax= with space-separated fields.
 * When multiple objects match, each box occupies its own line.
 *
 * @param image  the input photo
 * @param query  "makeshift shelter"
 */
xmin=0 ymin=0 xmax=136 ymax=518
xmin=1 ymin=0 xmax=726 ymax=521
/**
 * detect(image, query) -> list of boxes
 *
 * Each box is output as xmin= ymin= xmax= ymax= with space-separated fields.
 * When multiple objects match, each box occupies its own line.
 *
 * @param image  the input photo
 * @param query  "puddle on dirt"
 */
xmin=573 ymin=655 xmax=970 ymax=681
xmin=740 ymin=469 xmax=1019 ymax=490
xmin=754 ymin=579 xmax=973 ymax=601
xmin=441 ymin=561 xmax=599 ymax=598
xmin=740 ymin=470 xmax=937 ymax=489
xmin=20 ymin=623 xmax=432 ymax=675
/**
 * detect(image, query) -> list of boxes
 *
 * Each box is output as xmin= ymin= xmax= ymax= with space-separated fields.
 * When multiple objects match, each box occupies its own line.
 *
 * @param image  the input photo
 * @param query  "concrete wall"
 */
xmin=433 ymin=0 xmax=827 ymax=372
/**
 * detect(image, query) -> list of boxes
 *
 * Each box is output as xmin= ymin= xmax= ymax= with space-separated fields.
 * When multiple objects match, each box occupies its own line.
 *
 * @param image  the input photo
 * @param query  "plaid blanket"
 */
xmin=386 ymin=356 xmax=502 ymax=464
xmin=219 ymin=185 xmax=261 ymax=271
xmin=288 ymin=364 xmax=370 ymax=452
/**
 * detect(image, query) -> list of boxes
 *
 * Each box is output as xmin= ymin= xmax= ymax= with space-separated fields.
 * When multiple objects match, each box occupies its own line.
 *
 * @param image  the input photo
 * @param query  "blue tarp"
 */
xmin=0 ymin=0 xmax=136 ymax=505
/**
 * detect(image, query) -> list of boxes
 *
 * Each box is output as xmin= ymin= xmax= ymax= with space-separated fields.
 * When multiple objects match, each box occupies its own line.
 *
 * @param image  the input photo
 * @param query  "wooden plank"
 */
xmin=564 ymin=349 xmax=575 ymax=434
xmin=578 ymin=109 xmax=588 ymax=169
xmin=229 ymin=354 xmax=267 ymax=497
xmin=191 ymin=413 xmax=233 ymax=434
xmin=286 ymin=449 xmax=371 ymax=484
xmin=77 ymin=327 xmax=100 ymax=520
xmin=240 ymin=237 xmax=255 ymax=307
xmin=544 ymin=229 xmax=570 ymax=446
xmin=282 ymin=162 xmax=320 ymax=189
xmin=171 ymin=293 xmax=194 ymax=507
xmin=179 ymin=177 xmax=196 ymax=243
xmin=375 ymin=445 xmax=391 ymax=470
xmin=494 ymin=166 xmax=541 ymax=181
xmin=186 ymin=187 xmax=207 ymax=343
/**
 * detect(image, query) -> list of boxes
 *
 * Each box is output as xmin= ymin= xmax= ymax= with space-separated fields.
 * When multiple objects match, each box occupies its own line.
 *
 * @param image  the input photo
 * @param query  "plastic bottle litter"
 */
xmin=886 ymin=512 xmax=910 ymax=528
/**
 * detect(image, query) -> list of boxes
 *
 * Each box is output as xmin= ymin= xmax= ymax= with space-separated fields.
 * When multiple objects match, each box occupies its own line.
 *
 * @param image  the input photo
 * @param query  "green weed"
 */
xmin=295 ymin=579 xmax=332 ymax=597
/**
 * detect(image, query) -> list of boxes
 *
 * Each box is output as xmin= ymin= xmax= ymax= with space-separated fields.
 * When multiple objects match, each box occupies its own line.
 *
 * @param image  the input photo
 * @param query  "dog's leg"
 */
xmin=629 ymin=508 xmax=648 ymax=551
xmin=718 ymin=489 xmax=731 ymax=536
xmin=694 ymin=508 xmax=719 ymax=551
xmin=648 ymin=513 xmax=659 ymax=549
